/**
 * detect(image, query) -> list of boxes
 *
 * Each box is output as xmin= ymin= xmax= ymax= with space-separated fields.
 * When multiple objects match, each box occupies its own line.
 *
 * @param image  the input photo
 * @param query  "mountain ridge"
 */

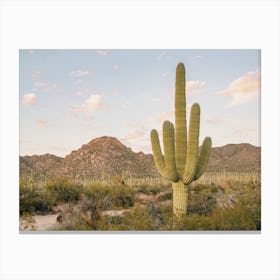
xmin=20 ymin=136 xmax=261 ymax=181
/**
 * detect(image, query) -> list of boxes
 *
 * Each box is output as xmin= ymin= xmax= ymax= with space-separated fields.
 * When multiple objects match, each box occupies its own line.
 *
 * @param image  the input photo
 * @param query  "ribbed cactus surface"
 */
xmin=150 ymin=63 xmax=212 ymax=215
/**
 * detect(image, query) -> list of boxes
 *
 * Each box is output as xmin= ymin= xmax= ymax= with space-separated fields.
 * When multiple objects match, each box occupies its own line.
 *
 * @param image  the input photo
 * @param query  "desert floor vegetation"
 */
xmin=19 ymin=172 xmax=261 ymax=231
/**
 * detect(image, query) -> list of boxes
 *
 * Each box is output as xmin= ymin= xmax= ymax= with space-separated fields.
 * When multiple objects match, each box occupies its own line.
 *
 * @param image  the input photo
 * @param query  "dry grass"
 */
xmin=20 ymin=171 xmax=261 ymax=231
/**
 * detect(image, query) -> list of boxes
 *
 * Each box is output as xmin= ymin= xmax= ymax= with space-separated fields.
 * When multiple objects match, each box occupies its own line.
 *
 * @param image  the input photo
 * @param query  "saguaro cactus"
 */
xmin=150 ymin=63 xmax=212 ymax=215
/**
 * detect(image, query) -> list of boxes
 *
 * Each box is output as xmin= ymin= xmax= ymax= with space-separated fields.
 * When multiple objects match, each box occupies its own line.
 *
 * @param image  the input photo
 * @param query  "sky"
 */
xmin=20 ymin=49 xmax=261 ymax=157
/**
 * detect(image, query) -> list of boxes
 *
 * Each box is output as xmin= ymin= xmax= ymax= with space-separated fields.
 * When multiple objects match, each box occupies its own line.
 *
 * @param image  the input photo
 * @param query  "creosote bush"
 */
xmin=20 ymin=187 xmax=55 ymax=215
xmin=84 ymin=184 xmax=135 ymax=210
xmin=187 ymin=184 xmax=219 ymax=215
xmin=20 ymin=174 xmax=260 ymax=231
xmin=46 ymin=178 xmax=82 ymax=203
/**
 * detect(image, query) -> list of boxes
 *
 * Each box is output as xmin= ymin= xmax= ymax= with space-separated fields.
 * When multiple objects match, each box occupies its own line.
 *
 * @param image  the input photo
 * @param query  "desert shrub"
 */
xmin=109 ymin=205 xmax=155 ymax=230
xmin=96 ymin=203 xmax=173 ymax=231
xmin=84 ymin=184 xmax=135 ymax=210
xmin=135 ymin=184 xmax=166 ymax=195
xmin=46 ymin=178 xmax=82 ymax=203
xmin=20 ymin=187 xmax=55 ymax=215
xmin=19 ymin=213 xmax=36 ymax=230
xmin=160 ymin=191 xmax=173 ymax=201
xmin=19 ymin=178 xmax=29 ymax=189
xmin=237 ymin=182 xmax=261 ymax=230
xmin=55 ymin=212 xmax=98 ymax=231
xmin=171 ymin=207 xmax=257 ymax=231
xmin=97 ymin=215 xmax=126 ymax=230
xmin=78 ymin=194 xmax=100 ymax=218
xmin=187 ymin=184 xmax=217 ymax=215
xmin=210 ymin=205 xmax=258 ymax=230
xmin=52 ymin=196 xmax=101 ymax=231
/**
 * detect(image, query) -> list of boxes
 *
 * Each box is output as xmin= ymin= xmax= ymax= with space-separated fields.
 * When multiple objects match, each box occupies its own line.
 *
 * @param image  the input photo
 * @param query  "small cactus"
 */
xmin=150 ymin=63 xmax=212 ymax=215
xmin=29 ymin=169 xmax=35 ymax=192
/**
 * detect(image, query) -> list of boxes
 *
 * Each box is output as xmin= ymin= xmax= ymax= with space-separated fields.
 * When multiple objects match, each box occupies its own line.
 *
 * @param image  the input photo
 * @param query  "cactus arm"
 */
xmin=183 ymin=103 xmax=200 ymax=185
xmin=150 ymin=129 xmax=167 ymax=178
xmin=163 ymin=121 xmax=179 ymax=182
xmin=193 ymin=137 xmax=212 ymax=180
xmin=150 ymin=62 xmax=212 ymax=216
xmin=175 ymin=63 xmax=187 ymax=178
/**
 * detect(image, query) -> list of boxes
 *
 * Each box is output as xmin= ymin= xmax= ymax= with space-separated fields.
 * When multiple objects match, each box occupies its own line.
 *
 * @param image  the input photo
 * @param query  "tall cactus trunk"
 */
xmin=150 ymin=63 xmax=212 ymax=217
xmin=172 ymin=180 xmax=188 ymax=215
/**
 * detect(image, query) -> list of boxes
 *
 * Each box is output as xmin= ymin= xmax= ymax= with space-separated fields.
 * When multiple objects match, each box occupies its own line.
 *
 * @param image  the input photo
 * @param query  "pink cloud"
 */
xmin=69 ymin=70 xmax=91 ymax=77
xmin=96 ymin=50 xmax=110 ymax=55
xmin=186 ymin=80 xmax=205 ymax=94
xmin=70 ymin=94 xmax=102 ymax=113
xmin=31 ymin=71 xmax=40 ymax=80
xmin=34 ymin=81 xmax=48 ymax=88
xmin=36 ymin=119 xmax=48 ymax=127
xmin=218 ymin=69 xmax=260 ymax=107
xmin=22 ymin=93 xmax=36 ymax=106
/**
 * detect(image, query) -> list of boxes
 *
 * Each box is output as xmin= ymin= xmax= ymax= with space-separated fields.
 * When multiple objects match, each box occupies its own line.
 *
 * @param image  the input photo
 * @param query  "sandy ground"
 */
xmin=20 ymin=191 xmax=171 ymax=231
xmin=33 ymin=214 xmax=60 ymax=230
xmin=20 ymin=214 xmax=60 ymax=231
xmin=101 ymin=209 xmax=132 ymax=217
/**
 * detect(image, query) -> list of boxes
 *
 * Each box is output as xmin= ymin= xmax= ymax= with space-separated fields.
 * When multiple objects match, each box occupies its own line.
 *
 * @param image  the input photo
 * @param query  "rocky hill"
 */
xmin=207 ymin=143 xmax=261 ymax=172
xmin=20 ymin=136 xmax=158 ymax=180
xmin=19 ymin=137 xmax=261 ymax=181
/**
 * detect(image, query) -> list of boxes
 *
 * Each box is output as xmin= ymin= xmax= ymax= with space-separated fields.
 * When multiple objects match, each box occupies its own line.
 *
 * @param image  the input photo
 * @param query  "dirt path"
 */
xmin=20 ymin=214 xmax=60 ymax=231
xmin=20 ymin=192 xmax=172 ymax=231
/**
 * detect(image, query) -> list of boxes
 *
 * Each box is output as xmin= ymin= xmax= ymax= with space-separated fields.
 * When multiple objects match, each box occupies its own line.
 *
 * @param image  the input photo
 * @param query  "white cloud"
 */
xmin=218 ymin=69 xmax=260 ymax=107
xmin=188 ymin=55 xmax=203 ymax=61
xmin=120 ymin=123 xmax=149 ymax=152
xmin=34 ymin=81 xmax=48 ymax=88
xmin=69 ymin=70 xmax=91 ymax=77
xmin=74 ymin=87 xmax=97 ymax=97
xmin=161 ymin=72 xmax=168 ymax=78
xmin=22 ymin=93 xmax=36 ymax=106
xmin=96 ymin=50 xmax=110 ymax=55
xmin=74 ymin=79 xmax=83 ymax=85
xmin=113 ymin=64 xmax=119 ymax=70
xmin=186 ymin=80 xmax=205 ymax=94
xmin=31 ymin=71 xmax=40 ymax=80
xmin=70 ymin=94 xmax=102 ymax=113
xmin=36 ymin=119 xmax=48 ymax=127
xmin=75 ymin=91 xmax=84 ymax=97
xmin=156 ymin=51 xmax=172 ymax=62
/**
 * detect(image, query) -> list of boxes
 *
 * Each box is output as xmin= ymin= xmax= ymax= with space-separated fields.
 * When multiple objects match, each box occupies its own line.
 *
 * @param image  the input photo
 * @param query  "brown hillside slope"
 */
xmin=20 ymin=137 xmax=261 ymax=180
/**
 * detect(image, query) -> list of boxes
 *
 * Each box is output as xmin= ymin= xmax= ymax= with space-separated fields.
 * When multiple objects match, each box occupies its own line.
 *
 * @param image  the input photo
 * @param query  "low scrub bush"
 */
xmin=135 ymin=184 xmax=167 ymax=195
xmin=187 ymin=184 xmax=217 ymax=215
xmin=20 ymin=187 xmax=55 ymax=215
xmin=84 ymin=184 xmax=135 ymax=210
xmin=20 ymin=176 xmax=261 ymax=231
xmin=46 ymin=178 xmax=82 ymax=203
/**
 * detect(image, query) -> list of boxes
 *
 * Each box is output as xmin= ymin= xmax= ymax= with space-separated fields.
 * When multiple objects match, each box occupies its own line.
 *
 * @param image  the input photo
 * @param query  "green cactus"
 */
xmin=29 ymin=169 xmax=35 ymax=192
xmin=150 ymin=63 xmax=212 ymax=215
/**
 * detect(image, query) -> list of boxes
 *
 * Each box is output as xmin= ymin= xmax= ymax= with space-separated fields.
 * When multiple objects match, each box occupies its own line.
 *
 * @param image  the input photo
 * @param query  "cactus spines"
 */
xmin=150 ymin=63 xmax=212 ymax=215
xmin=193 ymin=137 xmax=212 ymax=180
xmin=29 ymin=169 xmax=35 ymax=192
xmin=175 ymin=63 xmax=187 ymax=177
